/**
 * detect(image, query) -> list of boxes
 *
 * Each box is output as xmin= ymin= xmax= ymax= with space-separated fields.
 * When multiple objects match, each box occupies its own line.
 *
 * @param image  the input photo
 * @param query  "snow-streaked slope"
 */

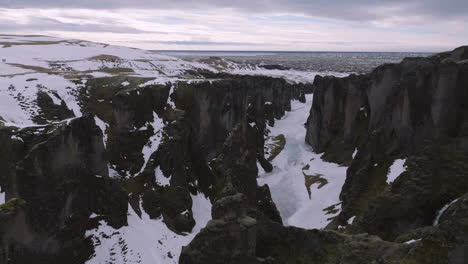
xmin=0 ymin=73 xmax=82 ymax=126
xmin=257 ymin=94 xmax=348 ymax=229
xmin=0 ymin=35 xmax=215 ymax=127
xmin=86 ymin=193 xmax=212 ymax=264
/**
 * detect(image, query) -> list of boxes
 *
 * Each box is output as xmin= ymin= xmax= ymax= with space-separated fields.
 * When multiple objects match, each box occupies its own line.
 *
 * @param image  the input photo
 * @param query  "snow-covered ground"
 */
xmin=86 ymin=193 xmax=212 ymax=264
xmin=258 ymin=94 xmax=348 ymax=229
xmin=387 ymin=159 xmax=406 ymax=184
xmin=0 ymin=35 xmax=212 ymax=127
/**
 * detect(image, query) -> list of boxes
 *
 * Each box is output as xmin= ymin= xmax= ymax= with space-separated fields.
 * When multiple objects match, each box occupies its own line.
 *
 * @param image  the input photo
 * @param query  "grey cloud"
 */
xmin=1 ymin=0 xmax=468 ymax=22
xmin=0 ymin=16 xmax=157 ymax=33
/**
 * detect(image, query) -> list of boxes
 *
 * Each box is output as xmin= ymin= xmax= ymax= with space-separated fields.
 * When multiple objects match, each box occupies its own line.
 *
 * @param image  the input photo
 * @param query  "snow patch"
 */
xmin=94 ymin=116 xmax=108 ymax=147
xmin=404 ymin=239 xmax=421 ymax=244
xmin=137 ymin=112 xmax=164 ymax=174
xmin=352 ymin=148 xmax=358 ymax=159
xmin=155 ymin=166 xmax=171 ymax=187
xmin=347 ymin=216 xmax=356 ymax=225
xmin=86 ymin=192 xmax=211 ymax=264
xmin=387 ymin=159 xmax=406 ymax=183
xmin=433 ymin=197 xmax=461 ymax=226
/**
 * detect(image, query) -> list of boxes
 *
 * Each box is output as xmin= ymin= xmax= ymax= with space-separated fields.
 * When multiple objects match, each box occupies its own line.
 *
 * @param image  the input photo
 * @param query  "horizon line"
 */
xmin=152 ymin=50 xmax=436 ymax=54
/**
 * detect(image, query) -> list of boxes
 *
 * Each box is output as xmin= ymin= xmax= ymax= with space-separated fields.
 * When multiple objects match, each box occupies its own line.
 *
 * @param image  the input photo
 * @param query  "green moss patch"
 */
xmin=0 ymin=198 xmax=26 ymax=213
xmin=265 ymin=134 xmax=286 ymax=161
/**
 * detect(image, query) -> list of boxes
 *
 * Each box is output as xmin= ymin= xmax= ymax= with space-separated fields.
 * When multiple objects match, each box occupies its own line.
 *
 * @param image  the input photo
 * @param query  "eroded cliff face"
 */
xmin=305 ymin=46 xmax=468 ymax=262
xmin=0 ymin=116 xmax=128 ymax=263
xmin=2 ymin=42 xmax=468 ymax=264
xmin=0 ymin=73 xmax=310 ymax=262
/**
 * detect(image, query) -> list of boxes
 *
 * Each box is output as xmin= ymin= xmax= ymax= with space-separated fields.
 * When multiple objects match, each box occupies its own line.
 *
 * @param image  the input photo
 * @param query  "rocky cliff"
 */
xmin=0 ymin=72 xmax=310 ymax=263
xmin=305 ymin=45 xmax=468 ymax=263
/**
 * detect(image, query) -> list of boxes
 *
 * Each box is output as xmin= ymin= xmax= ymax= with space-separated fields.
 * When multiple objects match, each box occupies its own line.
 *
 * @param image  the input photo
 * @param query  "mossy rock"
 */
xmin=303 ymin=172 xmax=329 ymax=199
xmin=265 ymin=134 xmax=286 ymax=162
xmin=0 ymin=198 xmax=26 ymax=213
xmin=166 ymin=108 xmax=186 ymax=122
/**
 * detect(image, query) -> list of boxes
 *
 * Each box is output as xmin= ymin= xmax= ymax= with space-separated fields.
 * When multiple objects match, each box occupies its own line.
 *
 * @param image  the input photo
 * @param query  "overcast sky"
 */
xmin=0 ymin=1 xmax=467 ymax=51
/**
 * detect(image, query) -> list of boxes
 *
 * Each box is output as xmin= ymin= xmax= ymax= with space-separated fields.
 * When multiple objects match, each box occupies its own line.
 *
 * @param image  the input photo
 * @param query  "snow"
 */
xmin=404 ymin=239 xmax=421 ymax=244
xmin=94 ymin=116 xmax=108 ymax=147
xmin=433 ymin=197 xmax=461 ymax=225
xmin=86 ymin=192 xmax=212 ymax=264
xmin=352 ymin=148 xmax=358 ymax=159
xmin=229 ymin=67 xmax=347 ymax=84
xmin=166 ymin=84 xmax=176 ymax=109
xmin=257 ymin=94 xmax=348 ymax=229
xmin=0 ymin=35 xmax=221 ymax=127
xmin=155 ymin=166 xmax=171 ymax=187
xmin=0 ymin=73 xmax=82 ymax=126
xmin=347 ymin=216 xmax=356 ymax=225
xmin=387 ymin=159 xmax=406 ymax=184
xmin=0 ymin=62 xmax=28 ymax=75
xmin=137 ymin=112 xmax=165 ymax=174
xmin=0 ymin=192 xmax=5 ymax=205
xmin=11 ymin=135 xmax=24 ymax=142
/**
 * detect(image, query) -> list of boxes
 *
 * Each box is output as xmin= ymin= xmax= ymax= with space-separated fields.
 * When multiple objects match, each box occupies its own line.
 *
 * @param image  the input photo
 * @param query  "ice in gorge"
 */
xmin=258 ymin=94 xmax=348 ymax=229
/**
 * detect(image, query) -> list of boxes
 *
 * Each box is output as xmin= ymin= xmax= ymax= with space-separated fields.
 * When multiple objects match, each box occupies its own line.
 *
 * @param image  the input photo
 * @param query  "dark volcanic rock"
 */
xmin=258 ymin=64 xmax=291 ymax=71
xmin=174 ymin=75 xmax=306 ymax=193
xmin=180 ymin=193 xmax=258 ymax=264
xmin=0 ymin=116 xmax=127 ymax=263
xmin=305 ymin=45 xmax=468 ymax=246
xmin=33 ymin=91 xmax=75 ymax=124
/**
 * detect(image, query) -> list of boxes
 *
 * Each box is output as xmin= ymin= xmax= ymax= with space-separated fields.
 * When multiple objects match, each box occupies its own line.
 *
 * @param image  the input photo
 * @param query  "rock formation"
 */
xmin=1 ymin=38 xmax=467 ymax=263
xmin=305 ymin=45 xmax=468 ymax=262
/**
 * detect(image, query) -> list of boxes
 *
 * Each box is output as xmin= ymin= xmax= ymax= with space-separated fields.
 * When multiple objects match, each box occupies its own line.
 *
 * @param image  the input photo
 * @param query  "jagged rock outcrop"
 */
xmin=305 ymin=45 xmax=468 ymax=256
xmin=0 ymin=116 xmax=127 ymax=263
xmin=33 ymin=91 xmax=75 ymax=124
xmin=180 ymin=193 xmax=258 ymax=264
xmin=181 ymin=192 xmax=431 ymax=264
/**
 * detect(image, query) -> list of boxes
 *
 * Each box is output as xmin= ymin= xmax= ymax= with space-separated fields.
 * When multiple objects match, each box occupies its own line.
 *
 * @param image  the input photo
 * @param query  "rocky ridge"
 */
xmin=305 ymin=45 xmax=468 ymax=263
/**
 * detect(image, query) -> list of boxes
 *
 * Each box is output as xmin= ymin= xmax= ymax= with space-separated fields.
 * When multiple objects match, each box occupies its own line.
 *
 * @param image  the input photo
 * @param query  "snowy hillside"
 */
xmin=0 ymin=35 xmax=333 ymax=127
xmin=0 ymin=35 xmax=213 ymax=127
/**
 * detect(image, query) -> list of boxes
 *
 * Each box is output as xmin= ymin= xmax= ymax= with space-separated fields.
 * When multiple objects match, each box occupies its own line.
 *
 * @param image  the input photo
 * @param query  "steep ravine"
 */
xmin=0 ymin=41 xmax=467 ymax=264
xmin=0 ymin=73 xmax=311 ymax=263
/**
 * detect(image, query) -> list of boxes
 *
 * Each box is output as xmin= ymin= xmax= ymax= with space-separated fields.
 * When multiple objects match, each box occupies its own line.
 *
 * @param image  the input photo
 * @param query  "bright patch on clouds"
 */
xmin=387 ymin=159 xmax=406 ymax=184
xmin=257 ymin=94 xmax=348 ymax=229
xmin=86 ymin=193 xmax=212 ymax=264
xmin=1 ymin=8 xmax=465 ymax=52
